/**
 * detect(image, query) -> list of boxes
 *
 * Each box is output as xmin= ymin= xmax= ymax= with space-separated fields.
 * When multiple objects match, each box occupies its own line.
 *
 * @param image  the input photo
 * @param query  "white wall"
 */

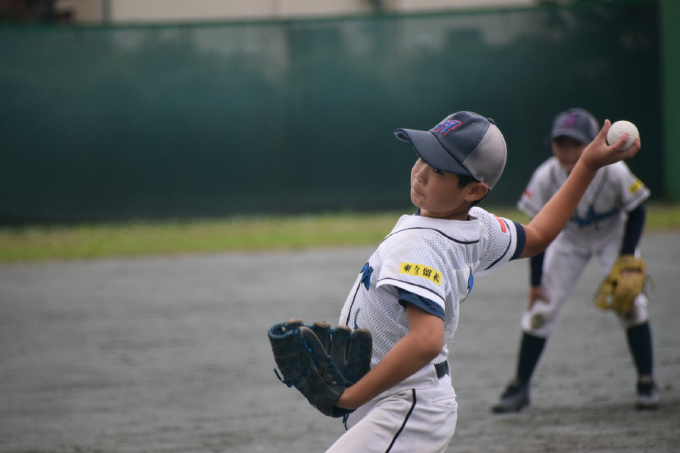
xmin=57 ymin=0 xmax=105 ymax=23
xmin=58 ymin=0 xmax=536 ymax=24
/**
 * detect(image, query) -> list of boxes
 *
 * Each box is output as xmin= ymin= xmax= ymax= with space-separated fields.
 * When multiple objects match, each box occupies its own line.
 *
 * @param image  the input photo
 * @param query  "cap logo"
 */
xmin=562 ymin=113 xmax=577 ymax=128
xmin=434 ymin=119 xmax=462 ymax=135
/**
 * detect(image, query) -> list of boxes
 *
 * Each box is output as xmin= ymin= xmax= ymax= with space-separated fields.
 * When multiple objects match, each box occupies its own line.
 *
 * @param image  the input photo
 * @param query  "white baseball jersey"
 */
xmin=329 ymin=208 xmax=525 ymax=452
xmin=338 ymin=207 xmax=524 ymax=388
xmin=518 ymin=158 xmax=649 ymax=234
xmin=517 ymin=158 xmax=651 ymax=336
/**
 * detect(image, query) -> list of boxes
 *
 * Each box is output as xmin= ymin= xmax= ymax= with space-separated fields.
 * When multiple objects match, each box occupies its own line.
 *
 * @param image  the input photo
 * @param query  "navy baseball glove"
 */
xmin=268 ymin=319 xmax=372 ymax=418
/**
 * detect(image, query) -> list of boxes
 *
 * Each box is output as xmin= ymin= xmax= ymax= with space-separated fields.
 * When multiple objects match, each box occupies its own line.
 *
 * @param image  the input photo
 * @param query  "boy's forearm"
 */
xmin=621 ymin=204 xmax=645 ymax=255
xmin=337 ymin=306 xmax=444 ymax=410
xmin=521 ymin=159 xmax=597 ymax=257
xmin=336 ymin=330 xmax=438 ymax=409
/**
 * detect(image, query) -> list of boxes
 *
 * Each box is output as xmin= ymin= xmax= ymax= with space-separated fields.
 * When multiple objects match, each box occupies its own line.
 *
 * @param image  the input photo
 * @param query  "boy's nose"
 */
xmin=416 ymin=164 xmax=428 ymax=181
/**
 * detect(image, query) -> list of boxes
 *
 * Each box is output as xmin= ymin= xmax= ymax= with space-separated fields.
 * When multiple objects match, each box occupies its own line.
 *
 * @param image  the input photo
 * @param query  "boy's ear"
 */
xmin=465 ymin=182 xmax=489 ymax=202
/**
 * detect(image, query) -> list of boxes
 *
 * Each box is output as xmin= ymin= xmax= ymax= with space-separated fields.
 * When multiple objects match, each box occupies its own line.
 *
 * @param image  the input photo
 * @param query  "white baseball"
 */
xmin=607 ymin=120 xmax=639 ymax=150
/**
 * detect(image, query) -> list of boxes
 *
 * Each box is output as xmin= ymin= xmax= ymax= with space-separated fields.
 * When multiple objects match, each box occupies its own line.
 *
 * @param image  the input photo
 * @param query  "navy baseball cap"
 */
xmin=394 ymin=111 xmax=507 ymax=189
xmin=549 ymin=108 xmax=599 ymax=143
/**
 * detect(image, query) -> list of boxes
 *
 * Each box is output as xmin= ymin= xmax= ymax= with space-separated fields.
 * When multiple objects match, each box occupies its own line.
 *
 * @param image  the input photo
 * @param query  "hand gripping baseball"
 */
xmin=268 ymin=319 xmax=372 ymax=417
xmin=581 ymin=120 xmax=641 ymax=171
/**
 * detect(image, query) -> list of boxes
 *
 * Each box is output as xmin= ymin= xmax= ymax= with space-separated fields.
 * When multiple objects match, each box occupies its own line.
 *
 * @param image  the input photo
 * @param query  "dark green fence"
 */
xmin=0 ymin=1 xmax=661 ymax=224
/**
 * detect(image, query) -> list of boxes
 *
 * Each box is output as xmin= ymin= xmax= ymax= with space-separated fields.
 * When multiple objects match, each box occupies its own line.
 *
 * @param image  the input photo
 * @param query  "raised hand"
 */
xmin=580 ymin=119 xmax=641 ymax=171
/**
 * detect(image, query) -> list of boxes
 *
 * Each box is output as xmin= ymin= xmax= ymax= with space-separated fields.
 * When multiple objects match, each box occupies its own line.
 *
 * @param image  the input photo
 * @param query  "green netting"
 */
xmin=0 ymin=1 xmax=661 ymax=223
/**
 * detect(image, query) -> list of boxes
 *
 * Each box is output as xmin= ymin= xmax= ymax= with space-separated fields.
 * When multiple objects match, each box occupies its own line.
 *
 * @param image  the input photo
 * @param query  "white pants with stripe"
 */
xmin=326 ymin=373 xmax=457 ymax=453
xmin=521 ymin=226 xmax=650 ymax=338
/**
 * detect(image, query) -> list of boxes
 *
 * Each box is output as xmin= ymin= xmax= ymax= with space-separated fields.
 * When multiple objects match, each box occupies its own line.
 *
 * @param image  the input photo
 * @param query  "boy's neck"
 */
xmin=416 ymin=207 xmax=473 ymax=221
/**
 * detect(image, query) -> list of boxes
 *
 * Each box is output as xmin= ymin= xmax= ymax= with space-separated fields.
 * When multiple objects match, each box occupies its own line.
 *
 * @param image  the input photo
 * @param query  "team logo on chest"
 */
xmin=359 ymin=262 xmax=373 ymax=290
xmin=399 ymin=262 xmax=442 ymax=286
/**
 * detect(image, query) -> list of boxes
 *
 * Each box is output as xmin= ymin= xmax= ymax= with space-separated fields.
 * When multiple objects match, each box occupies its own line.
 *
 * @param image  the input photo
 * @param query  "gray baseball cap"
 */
xmin=549 ymin=108 xmax=599 ymax=143
xmin=394 ymin=111 xmax=507 ymax=190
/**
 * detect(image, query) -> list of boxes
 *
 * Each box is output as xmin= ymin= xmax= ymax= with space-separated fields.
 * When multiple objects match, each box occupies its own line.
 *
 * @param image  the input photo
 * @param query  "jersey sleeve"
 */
xmin=517 ymin=159 xmax=555 ymax=217
xmin=610 ymin=161 xmax=650 ymax=212
xmin=397 ymin=288 xmax=445 ymax=321
xmin=376 ymin=241 xmax=450 ymax=317
xmin=473 ymin=207 xmax=525 ymax=277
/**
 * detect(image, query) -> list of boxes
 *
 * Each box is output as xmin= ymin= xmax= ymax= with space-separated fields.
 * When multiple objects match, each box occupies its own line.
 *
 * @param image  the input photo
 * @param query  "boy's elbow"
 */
xmin=423 ymin=332 xmax=445 ymax=359
xmin=522 ymin=241 xmax=549 ymax=258
xmin=405 ymin=304 xmax=445 ymax=359
xmin=521 ymin=226 xmax=553 ymax=258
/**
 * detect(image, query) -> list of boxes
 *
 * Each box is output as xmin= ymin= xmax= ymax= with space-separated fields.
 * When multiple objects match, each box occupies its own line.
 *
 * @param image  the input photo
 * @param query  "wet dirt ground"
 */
xmin=1 ymin=232 xmax=678 ymax=452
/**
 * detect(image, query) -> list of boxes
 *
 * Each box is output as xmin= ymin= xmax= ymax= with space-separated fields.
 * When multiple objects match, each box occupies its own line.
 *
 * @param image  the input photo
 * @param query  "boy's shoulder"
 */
xmin=470 ymin=206 xmax=515 ymax=233
xmin=387 ymin=210 xmax=520 ymax=274
xmin=470 ymin=207 xmax=524 ymax=273
xmin=390 ymin=208 xmax=516 ymax=244
xmin=390 ymin=212 xmax=483 ymax=244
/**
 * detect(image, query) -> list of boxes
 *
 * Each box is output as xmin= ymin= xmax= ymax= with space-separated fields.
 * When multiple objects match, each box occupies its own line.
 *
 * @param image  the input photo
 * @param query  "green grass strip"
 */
xmin=0 ymin=204 xmax=678 ymax=263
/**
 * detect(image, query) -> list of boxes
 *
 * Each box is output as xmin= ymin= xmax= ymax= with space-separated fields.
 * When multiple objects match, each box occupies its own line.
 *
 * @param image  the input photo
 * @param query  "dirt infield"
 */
xmin=0 ymin=232 xmax=678 ymax=452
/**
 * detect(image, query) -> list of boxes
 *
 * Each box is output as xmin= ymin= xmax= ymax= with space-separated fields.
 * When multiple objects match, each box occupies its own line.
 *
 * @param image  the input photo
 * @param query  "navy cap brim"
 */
xmin=395 ymin=128 xmax=475 ymax=179
xmin=549 ymin=128 xmax=592 ymax=144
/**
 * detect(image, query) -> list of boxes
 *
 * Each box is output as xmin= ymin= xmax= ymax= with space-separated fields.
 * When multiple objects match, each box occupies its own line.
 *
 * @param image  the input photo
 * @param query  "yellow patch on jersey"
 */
xmin=628 ymin=179 xmax=644 ymax=194
xmin=399 ymin=262 xmax=442 ymax=286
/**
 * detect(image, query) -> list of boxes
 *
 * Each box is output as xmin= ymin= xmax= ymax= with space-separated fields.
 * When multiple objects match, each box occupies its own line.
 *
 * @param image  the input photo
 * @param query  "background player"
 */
xmin=492 ymin=108 xmax=659 ymax=414
xmin=324 ymin=111 xmax=640 ymax=452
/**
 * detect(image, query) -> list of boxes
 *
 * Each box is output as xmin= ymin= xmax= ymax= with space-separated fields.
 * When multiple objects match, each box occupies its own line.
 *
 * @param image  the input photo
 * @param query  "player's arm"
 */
xmin=519 ymin=120 xmax=640 ymax=258
xmin=528 ymin=251 xmax=548 ymax=307
xmin=621 ymin=203 xmax=645 ymax=255
xmin=335 ymin=303 xmax=444 ymax=410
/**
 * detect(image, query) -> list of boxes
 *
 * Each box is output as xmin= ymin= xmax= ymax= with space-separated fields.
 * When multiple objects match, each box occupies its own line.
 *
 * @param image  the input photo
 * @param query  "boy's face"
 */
xmin=551 ymin=136 xmax=588 ymax=173
xmin=410 ymin=158 xmax=487 ymax=220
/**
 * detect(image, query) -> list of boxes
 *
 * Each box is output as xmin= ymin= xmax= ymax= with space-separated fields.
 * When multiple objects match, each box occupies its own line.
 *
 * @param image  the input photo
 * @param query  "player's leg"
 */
xmin=598 ymin=243 xmax=659 ymax=409
xmin=327 ymin=376 xmax=457 ymax=453
xmin=625 ymin=310 xmax=659 ymax=409
xmin=490 ymin=331 xmax=543 ymax=414
xmin=493 ymin=240 xmax=591 ymax=413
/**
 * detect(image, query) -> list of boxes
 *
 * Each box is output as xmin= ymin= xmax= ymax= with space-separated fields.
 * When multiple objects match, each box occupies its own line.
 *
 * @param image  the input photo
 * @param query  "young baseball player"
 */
xmin=324 ymin=111 xmax=640 ymax=452
xmin=492 ymin=108 xmax=659 ymax=415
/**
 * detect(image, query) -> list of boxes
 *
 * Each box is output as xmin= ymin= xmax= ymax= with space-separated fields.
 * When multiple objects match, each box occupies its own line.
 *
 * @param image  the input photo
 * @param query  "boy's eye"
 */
xmin=432 ymin=167 xmax=443 ymax=175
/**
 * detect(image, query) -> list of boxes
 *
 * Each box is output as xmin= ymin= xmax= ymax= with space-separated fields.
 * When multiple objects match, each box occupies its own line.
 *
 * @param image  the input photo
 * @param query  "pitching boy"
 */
xmin=492 ymin=108 xmax=658 ymax=415
xmin=324 ymin=110 xmax=640 ymax=452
